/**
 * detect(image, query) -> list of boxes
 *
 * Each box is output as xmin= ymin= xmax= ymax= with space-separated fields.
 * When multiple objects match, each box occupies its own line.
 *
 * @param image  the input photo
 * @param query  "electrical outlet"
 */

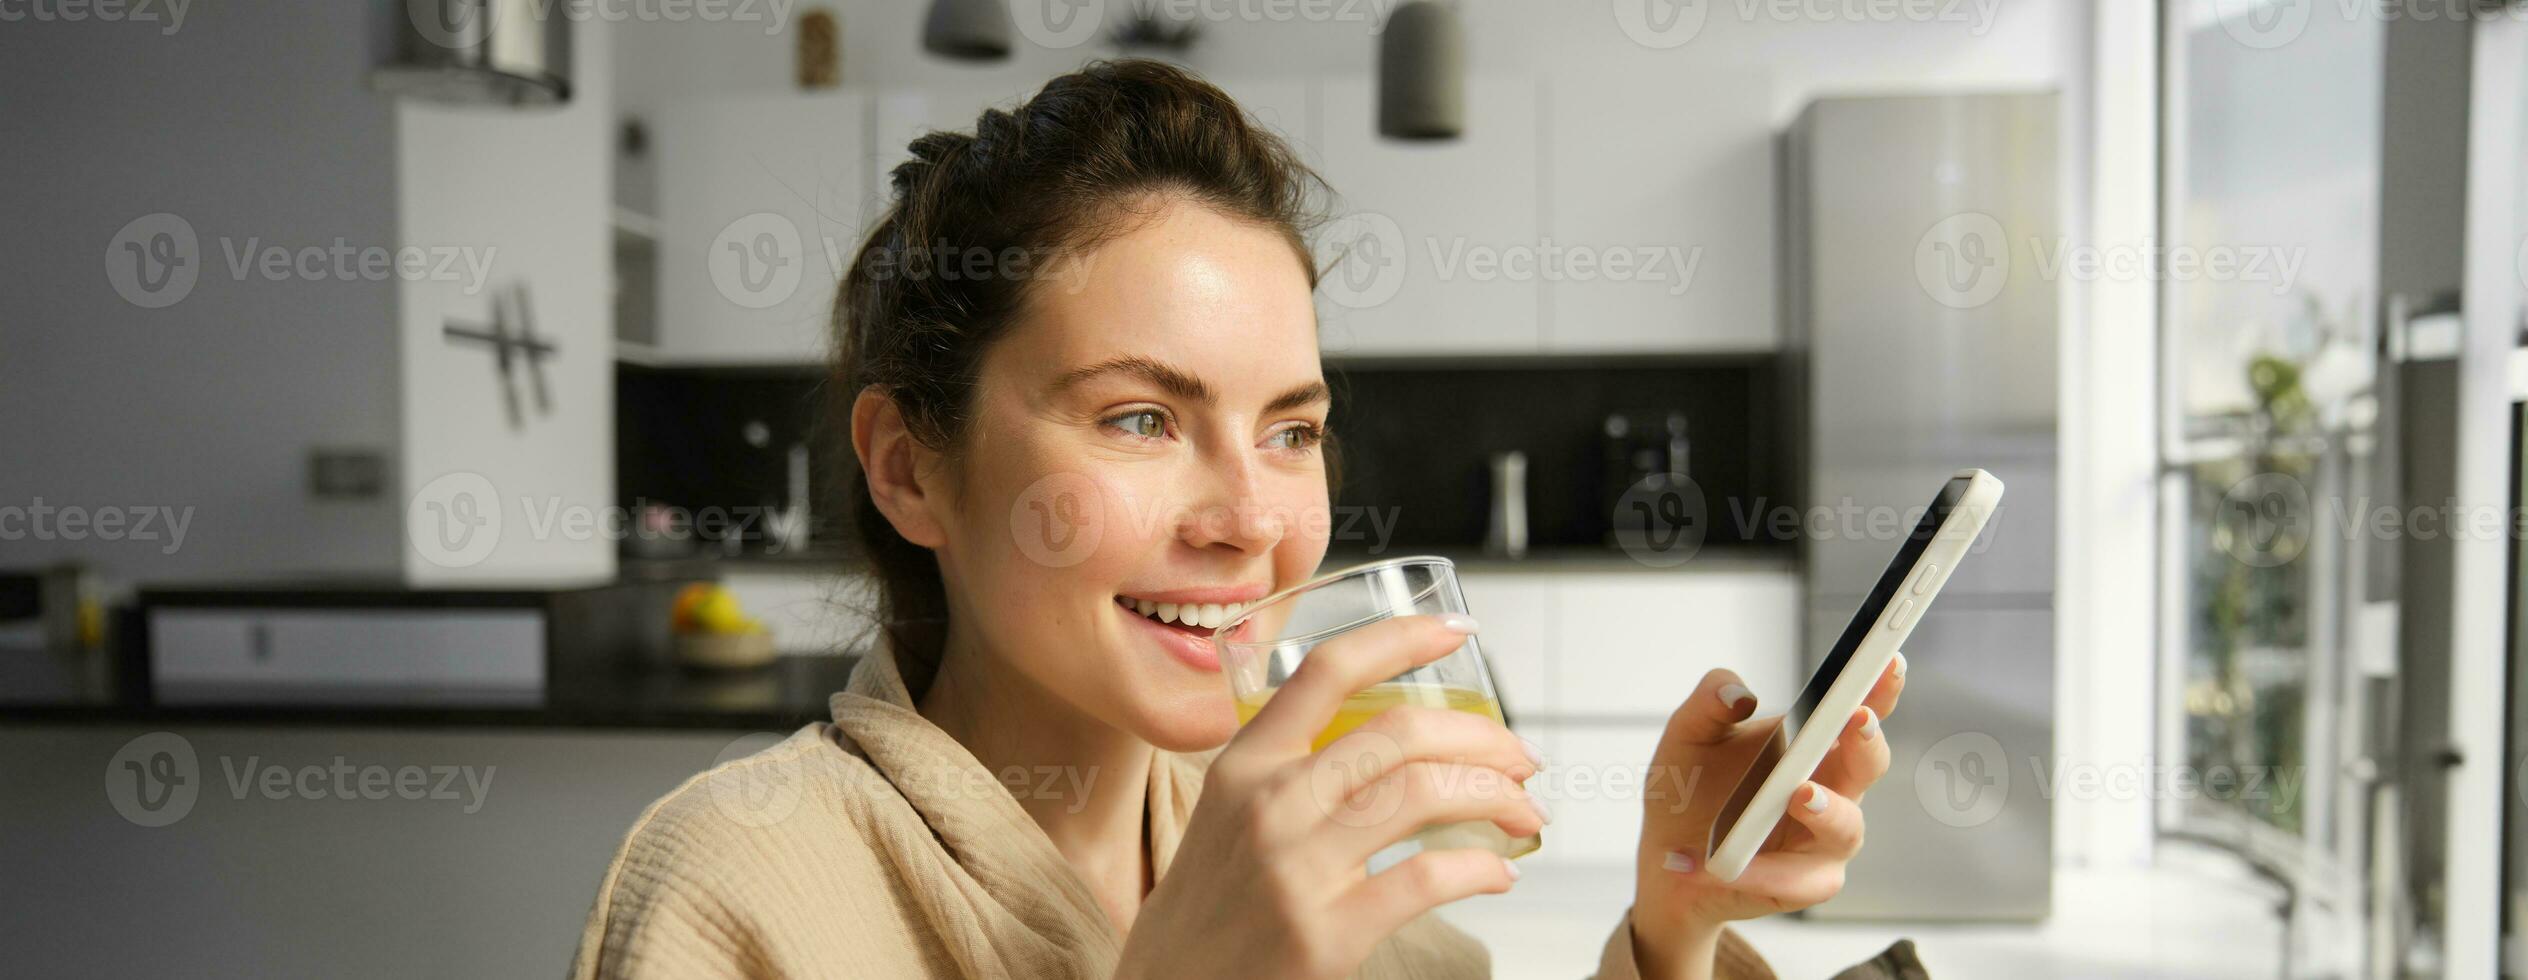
xmin=308 ymin=448 xmax=387 ymax=500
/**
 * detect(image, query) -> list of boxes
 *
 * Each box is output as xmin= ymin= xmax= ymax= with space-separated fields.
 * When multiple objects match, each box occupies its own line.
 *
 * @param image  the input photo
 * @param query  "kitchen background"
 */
xmin=6 ymin=1 xmax=2527 ymax=977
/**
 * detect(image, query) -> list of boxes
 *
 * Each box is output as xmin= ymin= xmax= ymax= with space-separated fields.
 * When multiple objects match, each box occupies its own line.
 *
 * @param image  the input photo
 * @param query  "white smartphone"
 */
xmin=1703 ymin=468 xmax=2005 ymax=883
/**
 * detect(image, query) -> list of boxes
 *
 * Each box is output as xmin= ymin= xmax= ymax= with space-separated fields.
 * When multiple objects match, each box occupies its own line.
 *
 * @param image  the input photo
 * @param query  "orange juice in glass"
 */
xmin=1217 ymin=557 xmax=1541 ymax=861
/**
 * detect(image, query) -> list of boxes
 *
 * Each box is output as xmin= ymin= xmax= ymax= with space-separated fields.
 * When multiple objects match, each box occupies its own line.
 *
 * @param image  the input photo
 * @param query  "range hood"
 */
xmin=372 ymin=0 xmax=571 ymax=108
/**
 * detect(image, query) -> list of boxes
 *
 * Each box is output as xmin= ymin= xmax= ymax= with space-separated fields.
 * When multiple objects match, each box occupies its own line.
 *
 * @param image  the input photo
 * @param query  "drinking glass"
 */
xmin=1215 ymin=556 xmax=1541 ymax=861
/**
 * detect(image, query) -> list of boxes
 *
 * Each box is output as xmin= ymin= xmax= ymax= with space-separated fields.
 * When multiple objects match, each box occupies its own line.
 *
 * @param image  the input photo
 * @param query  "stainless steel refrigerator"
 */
xmin=1781 ymin=93 xmax=2057 ymax=921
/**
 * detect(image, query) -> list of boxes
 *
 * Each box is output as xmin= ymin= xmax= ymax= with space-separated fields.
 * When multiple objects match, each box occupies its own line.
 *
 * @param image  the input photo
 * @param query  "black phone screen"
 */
xmin=1781 ymin=475 xmax=1971 ymax=743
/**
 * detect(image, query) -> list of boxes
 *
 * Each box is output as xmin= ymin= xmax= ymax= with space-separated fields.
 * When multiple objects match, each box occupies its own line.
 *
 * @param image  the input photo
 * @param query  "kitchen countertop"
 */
xmin=0 ymin=643 xmax=863 ymax=732
xmin=3 ymin=543 xmax=1794 ymax=732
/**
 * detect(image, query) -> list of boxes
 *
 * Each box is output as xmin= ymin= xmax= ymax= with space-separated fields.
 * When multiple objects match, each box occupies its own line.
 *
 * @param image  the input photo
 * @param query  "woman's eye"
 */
xmin=1266 ymin=424 xmax=1325 ymax=451
xmin=1104 ymin=409 xmax=1168 ymax=440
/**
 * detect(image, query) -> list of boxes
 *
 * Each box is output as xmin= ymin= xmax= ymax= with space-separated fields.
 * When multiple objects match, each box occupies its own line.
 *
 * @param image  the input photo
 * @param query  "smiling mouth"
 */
xmin=1113 ymin=595 xmax=1252 ymax=633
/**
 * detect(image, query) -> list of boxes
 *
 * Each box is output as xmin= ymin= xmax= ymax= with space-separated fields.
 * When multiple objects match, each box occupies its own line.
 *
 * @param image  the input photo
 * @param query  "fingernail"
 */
xmin=1527 ymin=793 xmax=1554 ymax=826
xmin=1436 ymin=613 xmax=1480 ymax=634
xmin=1518 ymin=735 xmax=1547 ymax=769
xmin=1502 ymin=856 xmax=1522 ymax=881
xmin=1662 ymin=850 xmax=1697 ymax=875
xmin=1893 ymin=652 xmax=1909 ymax=678
xmin=1860 ymin=706 xmax=1881 ymax=741
xmin=1804 ymin=783 xmax=1830 ymax=814
xmin=1718 ymin=683 xmax=1754 ymax=711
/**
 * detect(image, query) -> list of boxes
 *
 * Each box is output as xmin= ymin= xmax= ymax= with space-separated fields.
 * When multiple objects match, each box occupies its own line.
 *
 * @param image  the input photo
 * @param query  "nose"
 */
xmin=1177 ymin=440 xmax=1286 ymax=556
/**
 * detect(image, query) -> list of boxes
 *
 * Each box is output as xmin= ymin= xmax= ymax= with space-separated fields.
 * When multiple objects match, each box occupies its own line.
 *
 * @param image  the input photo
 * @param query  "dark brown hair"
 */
xmin=828 ymin=59 xmax=1331 ymax=694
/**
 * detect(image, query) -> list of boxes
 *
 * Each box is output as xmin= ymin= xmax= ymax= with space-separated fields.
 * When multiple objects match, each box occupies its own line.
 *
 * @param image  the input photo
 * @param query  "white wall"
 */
xmin=0 ymin=3 xmax=406 ymax=584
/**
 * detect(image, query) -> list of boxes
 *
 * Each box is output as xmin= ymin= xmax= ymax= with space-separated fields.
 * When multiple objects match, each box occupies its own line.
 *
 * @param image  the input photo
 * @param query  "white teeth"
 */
xmin=1118 ymin=596 xmax=1249 ymax=629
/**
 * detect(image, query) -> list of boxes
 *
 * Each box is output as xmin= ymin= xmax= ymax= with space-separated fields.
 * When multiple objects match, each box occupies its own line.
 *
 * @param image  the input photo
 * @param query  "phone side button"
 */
xmin=1912 ymin=563 xmax=1940 ymax=595
xmin=1887 ymin=599 xmax=1916 ymax=630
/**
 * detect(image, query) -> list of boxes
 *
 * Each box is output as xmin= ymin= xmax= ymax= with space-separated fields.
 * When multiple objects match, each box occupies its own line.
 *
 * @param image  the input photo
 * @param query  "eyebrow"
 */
xmin=1048 ymin=355 xmax=1330 ymax=415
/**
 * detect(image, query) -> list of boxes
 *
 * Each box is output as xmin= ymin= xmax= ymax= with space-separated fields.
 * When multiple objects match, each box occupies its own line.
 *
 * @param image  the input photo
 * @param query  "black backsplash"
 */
xmin=617 ymin=356 xmax=1788 ymax=556
xmin=616 ymin=364 xmax=835 ymax=550
xmin=1323 ymin=357 xmax=1786 ymax=551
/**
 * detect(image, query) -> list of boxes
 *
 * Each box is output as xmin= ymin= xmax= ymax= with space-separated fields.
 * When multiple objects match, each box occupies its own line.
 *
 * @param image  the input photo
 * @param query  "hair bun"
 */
xmin=891 ymin=129 xmax=975 ymax=200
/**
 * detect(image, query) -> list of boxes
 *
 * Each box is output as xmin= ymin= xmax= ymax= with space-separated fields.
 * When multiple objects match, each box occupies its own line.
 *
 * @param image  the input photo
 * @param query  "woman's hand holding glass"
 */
xmin=1114 ymin=615 xmax=1546 ymax=980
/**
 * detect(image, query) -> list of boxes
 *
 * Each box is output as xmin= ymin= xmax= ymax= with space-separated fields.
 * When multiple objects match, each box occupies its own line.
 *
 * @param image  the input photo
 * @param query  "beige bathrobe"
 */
xmin=570 ymin=648 xmax=1806 ymax=979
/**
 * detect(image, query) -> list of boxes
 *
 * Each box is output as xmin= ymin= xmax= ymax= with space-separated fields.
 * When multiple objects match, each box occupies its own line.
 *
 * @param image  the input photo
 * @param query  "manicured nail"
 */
xmin=1718 ymin=684 xmax=1754 ymax=711
xmin=1527 ymin=793 xmax=1554 ymax=826
xmin=1502 ymin=856 xmax=1522 ymax=881
xmin=1518 ymin=735 xmax=1547 ymax=769
xmin=1860 ymin=706 xmax=1881 ymax=741
xmin=1436 ymin=613 xmax=1480 ymax=634
xmin=1893 ymin=651 xmax=1909 ymax=679
xmin=1662 ymin=850 xmax=1698 ymax=875
xmin=1804 ymin=782 xmax=1830 ymax=814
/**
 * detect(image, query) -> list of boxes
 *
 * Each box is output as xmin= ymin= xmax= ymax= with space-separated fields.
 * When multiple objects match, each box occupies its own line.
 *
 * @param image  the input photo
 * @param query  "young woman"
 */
xmin=575 ymin=60 xmax=1918 ymax=980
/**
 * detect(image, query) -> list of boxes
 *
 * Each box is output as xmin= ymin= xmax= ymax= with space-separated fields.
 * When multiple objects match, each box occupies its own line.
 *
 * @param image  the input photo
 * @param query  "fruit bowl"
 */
xmin=674 ymin=629 xmax=777 ymax=672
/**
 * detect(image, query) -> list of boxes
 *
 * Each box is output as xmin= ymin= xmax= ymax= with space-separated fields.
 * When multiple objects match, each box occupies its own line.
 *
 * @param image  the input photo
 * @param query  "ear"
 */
xmin=852 ymin=387 xmax=951 ymax=550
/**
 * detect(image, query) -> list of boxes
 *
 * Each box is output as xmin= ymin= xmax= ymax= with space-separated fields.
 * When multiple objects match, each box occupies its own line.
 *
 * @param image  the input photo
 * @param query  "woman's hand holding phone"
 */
xmin=1624 ymin=659 xmax=1908 ymax=979
xmin=1115 ymin=615 xmax=1547 ymax=980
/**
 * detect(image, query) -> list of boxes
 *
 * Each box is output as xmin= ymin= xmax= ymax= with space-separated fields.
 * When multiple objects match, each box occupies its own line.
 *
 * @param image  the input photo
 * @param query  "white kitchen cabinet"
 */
xmin=1542 ymin=69 xmax=1777 ymax=353
xmin=1454 ymin=566 xmax=1800 ymax=868
xmin=1313 ymin=76 xmax=1543 ymax=356
xmin=1456 ymin=571 xmax=1557 ymax=721
xmin=1456 ymin=567 xmax=1799 ymax=720
xmin=650 ymin=92 xmax=872 ymax=366
xmin=1539 ymin=722 xmax=1670 ymax=865
xmin=1548 ymin=571 xmax=1801 ymax=717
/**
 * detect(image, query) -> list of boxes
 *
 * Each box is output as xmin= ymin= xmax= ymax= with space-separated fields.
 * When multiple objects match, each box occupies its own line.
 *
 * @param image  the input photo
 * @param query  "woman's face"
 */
xmin=932 ymin=198 xmax=1331 ymax=752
